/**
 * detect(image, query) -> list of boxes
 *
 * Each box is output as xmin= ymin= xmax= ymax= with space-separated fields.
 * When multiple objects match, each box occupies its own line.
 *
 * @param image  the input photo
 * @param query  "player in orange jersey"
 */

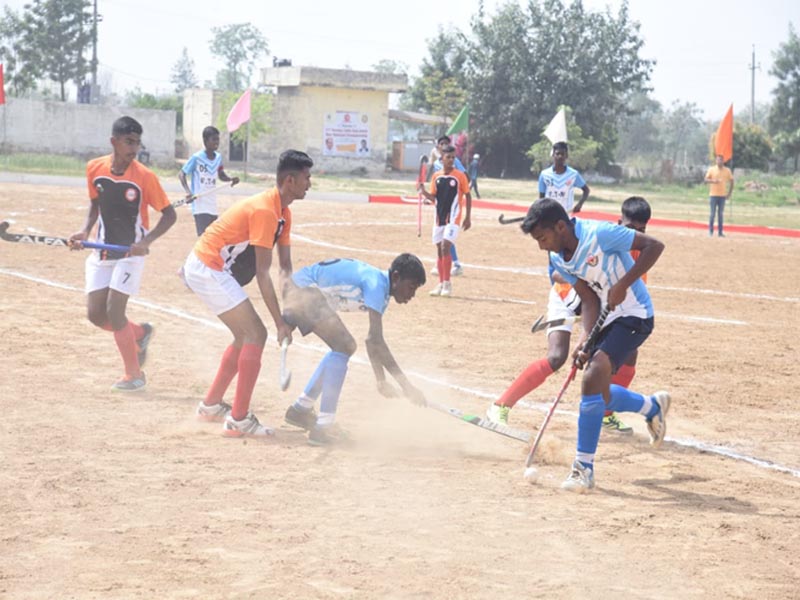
xmin=181 ymin=149 xmax=313 ymax=437
xmin=70 ymin=116 xmax=177 ymax=392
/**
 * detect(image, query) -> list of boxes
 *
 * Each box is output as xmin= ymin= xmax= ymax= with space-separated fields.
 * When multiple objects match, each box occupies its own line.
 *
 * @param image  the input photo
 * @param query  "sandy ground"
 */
xmin=1 ymin=181 xmax=799 ymax=599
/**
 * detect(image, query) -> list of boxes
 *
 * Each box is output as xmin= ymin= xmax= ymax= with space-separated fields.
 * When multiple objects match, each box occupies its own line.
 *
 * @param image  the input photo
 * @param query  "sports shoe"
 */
xmin=561 ymin=460 xmax=595 ymax=493
xmin=430 ymin=266 xmax=439 ymax=276
xmin=646 ymin=391 xmax=671 ymax=448
xmin=284 ymin=404 xmax=318 ymax=430
xmin=451 ymin=264 xmax=464 ymax=276
xmin=196 ymin=400 xmax=232 ymax=422
xmin=602 ymin=413 xmax=633 ymax=435
xmin=308 ymin=423 xmax=350 ymax=446
xmin=111 ymin=372 xmax=146 ymax=392
xmin=223 ymin=412 xmax=274 ymax=438
xmin=486 ymin=403 xmax=510 ymax=425
xmin=440 ymin=281 xmax=452 ymax=297
xmin=136 ymin=323 xmax=154 ymax=367
xmin=429 ymin=283 xmax=443 ymax=296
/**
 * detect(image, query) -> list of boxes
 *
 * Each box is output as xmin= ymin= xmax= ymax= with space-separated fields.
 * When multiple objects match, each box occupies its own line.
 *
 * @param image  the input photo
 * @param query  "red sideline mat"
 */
xmin=369 ymin=195 xmax=800 ymax=239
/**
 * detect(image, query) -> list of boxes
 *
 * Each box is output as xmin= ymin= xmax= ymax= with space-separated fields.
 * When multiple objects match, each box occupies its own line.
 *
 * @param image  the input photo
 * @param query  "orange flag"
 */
xmin=714 ymin=104 xmax=733 ymax=162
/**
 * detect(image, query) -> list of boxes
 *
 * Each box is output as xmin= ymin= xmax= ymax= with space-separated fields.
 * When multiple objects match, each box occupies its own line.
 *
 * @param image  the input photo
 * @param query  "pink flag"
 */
xmin=226 ymin=89 xmax=251 ymax=133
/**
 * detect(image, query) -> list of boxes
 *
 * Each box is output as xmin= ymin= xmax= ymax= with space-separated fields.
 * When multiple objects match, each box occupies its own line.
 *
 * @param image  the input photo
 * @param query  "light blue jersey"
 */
xmin=433 ymin=156 xmax=467 ymax=174
xmin=182 ymin=150 xmax=224 ymax=215
xmin=548 ymin=218 xmax=653 ymax=325
xmin=293 ymin=258 xmax=390 ymax=314
xmin=538 ymin=165 xmax=586 ymax=212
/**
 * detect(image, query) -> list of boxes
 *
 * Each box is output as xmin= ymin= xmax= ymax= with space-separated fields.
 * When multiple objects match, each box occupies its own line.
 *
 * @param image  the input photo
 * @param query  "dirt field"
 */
xmin=2 ymin=181 xmax=799 ymax=599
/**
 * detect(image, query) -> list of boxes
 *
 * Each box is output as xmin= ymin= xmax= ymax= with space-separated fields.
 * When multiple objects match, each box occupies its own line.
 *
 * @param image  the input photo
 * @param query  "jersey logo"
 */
xmin=586 ymin=254 xmax=598 ymax=267
xmin=125 ymin=188 xmax=138 ymax=202
xmin=449 ymin=179 xmax=456 ymax=187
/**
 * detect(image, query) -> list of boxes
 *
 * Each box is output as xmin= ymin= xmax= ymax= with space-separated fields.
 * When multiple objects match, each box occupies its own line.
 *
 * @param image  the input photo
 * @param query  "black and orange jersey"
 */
xmin=86 ymin=155 xmax=170 ymax=258
xmin=427 ymin=168 xmax=470 ymax=226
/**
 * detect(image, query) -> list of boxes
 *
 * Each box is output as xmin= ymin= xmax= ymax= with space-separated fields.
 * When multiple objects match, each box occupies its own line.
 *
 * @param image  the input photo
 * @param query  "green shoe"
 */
xmin=602 ymin=413 xmax=633 ymax=435
xmin=486 ymin=404 xmax=510 ymax=425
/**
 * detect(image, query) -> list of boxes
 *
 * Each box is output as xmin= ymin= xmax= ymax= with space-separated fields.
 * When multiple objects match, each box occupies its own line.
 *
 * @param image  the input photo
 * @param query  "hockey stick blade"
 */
xmin=279 ymin=338 xmax=292 ymax=391
xmin=427 ymin=399 xmax=531 ymax=443
xmin=0 ymin=221 xmax=129 ymax=252
xmin=498 ymin=214 xmax=525 ymax=225
xmin=531 ymin=316 xmax=581 ymax=334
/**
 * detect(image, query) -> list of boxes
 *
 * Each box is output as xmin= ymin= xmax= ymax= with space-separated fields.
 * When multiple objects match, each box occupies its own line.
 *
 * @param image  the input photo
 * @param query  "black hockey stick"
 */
xmin=498 ymin=214 xmax=525 ymax=225
xmin=0 ymin=221 xmax=130 ymax=253
xmin=531 ymin=315 xmax=581 ymax=334
xmin=427 ymin=399 xmax=531 ymax=443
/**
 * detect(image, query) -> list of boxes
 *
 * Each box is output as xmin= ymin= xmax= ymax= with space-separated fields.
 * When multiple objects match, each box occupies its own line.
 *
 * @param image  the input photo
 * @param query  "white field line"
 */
xmin=1 ymin=266 xmax=797 ymax=478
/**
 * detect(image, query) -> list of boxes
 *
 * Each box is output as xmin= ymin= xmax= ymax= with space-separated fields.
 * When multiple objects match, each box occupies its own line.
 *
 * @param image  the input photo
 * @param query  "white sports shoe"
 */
xmin=196 ymin=400 xmax=232 ymax=422
xmin=429 ymin=283 xmax=443 ymax=296
xmin=561 ymin=460 xmax=595 ymax=493
xmin=646 ymin=391 xmax=671 ymax=448
xmin=223 ymin=412 xmax=274 ymax=438
xmin=430 ymin=266 xmax=439 ymax=276
xmin=440 ymin=281 xmax=452 ymax=297
xmin=486 ymin=403 xmax=510 ymax=425
xmin=451 ymin=264 xmax=464 ymax=276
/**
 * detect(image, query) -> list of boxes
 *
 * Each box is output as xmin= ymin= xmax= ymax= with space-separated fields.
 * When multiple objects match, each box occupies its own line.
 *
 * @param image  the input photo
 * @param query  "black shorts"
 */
xmin=282 ymin=286 xmax=336 ymax=336
xmin=592 ymin=316 xmax=654 ymax=371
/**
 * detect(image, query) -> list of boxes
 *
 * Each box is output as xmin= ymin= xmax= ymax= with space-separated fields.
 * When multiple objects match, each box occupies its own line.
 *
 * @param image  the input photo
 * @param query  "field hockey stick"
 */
xmin=427 ymin=399 xmax=531 ymax=443
xmin=279 ymin=337 xmax=292 ymax=391
xmin=0 ymin=221 xmax=130 ymax=253
xmin=172 ymin=182 xmax=236 ymax=209
xmin=498 ymin=214 xmax=525 ymax=225
xmin=524 ymin=304 xmax=611 ymax=468
xmin=416 ymin=155 xmax=428 ymax=237
xmin=531 ymin=315 xmax=581 ymax=334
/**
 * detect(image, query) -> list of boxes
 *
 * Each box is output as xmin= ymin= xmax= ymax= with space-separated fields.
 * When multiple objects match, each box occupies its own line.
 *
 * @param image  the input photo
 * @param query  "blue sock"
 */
xmin=303 ymin=355 xmax=330 ymax=400
xmin=607 ymin=384 xmax=646 ymax=413
xmin=576 ymin=394 xmax=605 ymax=469
xmin=319 ymin=351 xmax=350 ymax=417
xmin=450 ymin=244 xmax=459 ymax=264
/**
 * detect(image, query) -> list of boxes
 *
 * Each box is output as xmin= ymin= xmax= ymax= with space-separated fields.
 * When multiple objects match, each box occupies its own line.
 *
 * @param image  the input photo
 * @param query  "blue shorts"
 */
xmin=592 ymin=316 xmax=653 ymax=371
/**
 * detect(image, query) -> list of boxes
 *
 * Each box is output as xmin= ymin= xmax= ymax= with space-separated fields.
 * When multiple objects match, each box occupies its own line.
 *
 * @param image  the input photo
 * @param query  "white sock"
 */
xmin=295 ymin=394 xmax=314 ymax=410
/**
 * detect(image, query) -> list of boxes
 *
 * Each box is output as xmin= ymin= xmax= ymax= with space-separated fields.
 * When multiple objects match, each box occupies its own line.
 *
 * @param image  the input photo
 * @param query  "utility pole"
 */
xmin=748 ymin=45 xmax=760 ymax=124
xmin=90 ymin=0 xmax=98 ymax=103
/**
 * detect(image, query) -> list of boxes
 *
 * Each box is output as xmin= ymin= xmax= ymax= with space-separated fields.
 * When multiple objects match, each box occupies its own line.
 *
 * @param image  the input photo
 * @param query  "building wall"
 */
xmin=0 ymin=98 xmax=176 ymax=162
xmin=182 ymin=88 xmax=220 ymax=157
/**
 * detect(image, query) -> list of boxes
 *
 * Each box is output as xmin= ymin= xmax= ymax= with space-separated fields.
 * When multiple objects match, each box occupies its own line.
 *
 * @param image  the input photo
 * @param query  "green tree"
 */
xmin=124 ymin=88 xmax=183 ymax=132
xmin=171 ymin=47 xmax=198 ymax=93
xmin=526 ymin=106 xmax=600 ymax=174
xmin=615 ymin=92 xmax=663 ymax=161
xmin=216 ymin=90 xmax=273 ymax=146
xmin=659 ymin=101 xmax=707 ymax=165
xmin=0 ymin=6 xmax=38 ymax=96
xmin=768 ymin=24 xmax=800 ymax=172
xmin=371 ymin=59 xmax=408 ymax=75
xmin=209 ymin=23 xmax=268 ymax=92
xmin=18 ymin=0 xmax=92 ymax=101
xmin=731 ymin=123 xmax=772 ymax=171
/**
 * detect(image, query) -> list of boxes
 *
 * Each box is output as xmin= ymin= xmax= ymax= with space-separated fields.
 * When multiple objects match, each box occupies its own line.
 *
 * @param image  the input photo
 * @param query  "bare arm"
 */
xmin=607 ymin=232 xmax=664 ymax=309
xmin=365 ymin=309 xmax=425 ymax=405
xmin=254 ymin=245 xmax=292 ymax=344
xmin=573 ymin=184 xmax=590 ymax=213
xmin=218 ymin=168 xmax=239 ymax=186
xmin=178 ymin=171 xmax=192 ymax=195
xmin=130 ymin=205 xmax=177 ymax=256
xmin=726 ymin=176 xmax=734 ymax=199
xmin=69 ymin=198 xmax=100 ymax=246
xmin=276 ymin=244 xmax=293 ymax=297
xmin=462 ymin=191 xmax=472 ymax=231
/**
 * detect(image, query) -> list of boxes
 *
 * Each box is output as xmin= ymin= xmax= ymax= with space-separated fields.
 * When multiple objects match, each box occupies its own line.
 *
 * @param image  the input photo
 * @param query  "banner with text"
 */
xmin=323 ymin=111 xmax=370 ymax=157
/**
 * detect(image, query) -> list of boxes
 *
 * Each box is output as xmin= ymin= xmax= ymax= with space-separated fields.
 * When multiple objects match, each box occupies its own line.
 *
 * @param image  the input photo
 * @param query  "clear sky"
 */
xmin=3 ymin=0 xmax=799 ymax=120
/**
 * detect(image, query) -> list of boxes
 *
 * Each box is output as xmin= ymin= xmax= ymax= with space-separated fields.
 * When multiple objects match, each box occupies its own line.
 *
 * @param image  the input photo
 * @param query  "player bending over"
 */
xmin=282 ymin=254 xmax=428 ymax=445
xmin=521 ymin=198 xmax=670 ymax=493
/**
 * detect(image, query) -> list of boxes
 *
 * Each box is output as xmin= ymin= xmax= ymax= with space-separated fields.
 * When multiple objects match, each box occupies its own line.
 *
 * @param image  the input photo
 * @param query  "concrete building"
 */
xmin=182 ymin=66 xmax=407 ymax=176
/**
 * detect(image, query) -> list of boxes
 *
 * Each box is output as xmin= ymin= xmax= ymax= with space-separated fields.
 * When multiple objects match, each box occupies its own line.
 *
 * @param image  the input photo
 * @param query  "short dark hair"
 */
xmin=441 ymin=144 xmax=456 ymax=155
xmin=202 ymin=126 xmax=220 ymax=141
xmin=390 ymin=253 xmax=426 ymax=286
xmin=437 ymin=135 xmax=451 ymax=145
xmin=621 ymin=196 xmax=652 ymax=224
xmin=552 ymin=141 xmax=569 ymax=153
xmin=520 ymin=198 xmax=570 ymax=234
xmin=112 ymin=116 xmax=143 ymax=137
xmin=277 ymin=150 xmax=314 ymax=183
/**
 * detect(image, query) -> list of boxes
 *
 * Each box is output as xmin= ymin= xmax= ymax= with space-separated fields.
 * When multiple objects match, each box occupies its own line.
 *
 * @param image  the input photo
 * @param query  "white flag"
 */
xmin=542 ymin=108 xmax=567 ymax=144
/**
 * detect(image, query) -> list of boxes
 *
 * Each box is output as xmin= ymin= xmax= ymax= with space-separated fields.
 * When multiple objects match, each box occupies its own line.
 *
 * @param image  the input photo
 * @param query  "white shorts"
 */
xmin=432 ymin=223 xmax=460 ymax=244
xmin=181 ymin=252 xmax=248 ymax=315
xmin=85 ymin=252 xmax=146 ymax=296
xmin=546 ymin=285 xmax=581 ymax=334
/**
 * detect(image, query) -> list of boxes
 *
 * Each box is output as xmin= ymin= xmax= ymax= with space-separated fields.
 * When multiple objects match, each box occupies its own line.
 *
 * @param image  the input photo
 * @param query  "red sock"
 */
xmin=205 ymin=345 xmax=242 ymax=405
xmin=441 ymin=254 xmax=452 ymax=282
xmin=230 ymin=344 xmax=262 ymax=420
xmin=497 ymin=358 xmax=554 ymax=408
xmin=437 ymin=255 xmax=445 ymax=283
xmin=113 ymin=322 xmax=140 ymax=378
xmin=607 ymin=364 xmax=637 ymax=416
xmin=130 ymin=322 xmax=144 ymax=340
xmin=100 ymin=322 xmax=114 ymax=332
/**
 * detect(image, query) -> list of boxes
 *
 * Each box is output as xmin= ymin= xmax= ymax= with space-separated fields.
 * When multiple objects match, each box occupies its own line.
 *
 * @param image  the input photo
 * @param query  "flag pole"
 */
xmin=244 ymin=120 xmax=249 ymax=180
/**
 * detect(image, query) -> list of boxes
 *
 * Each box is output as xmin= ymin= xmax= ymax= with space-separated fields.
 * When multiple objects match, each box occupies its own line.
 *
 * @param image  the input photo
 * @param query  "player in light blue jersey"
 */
xmin=179 ymin=126 xmax=239 ymax=235
xmin=521 ymin=198 xmax=670 ymax=493
xmin=538 ymin=142 xmax=590 ymax=214
xmin=282 ymin=253 xmax=428 ymax=445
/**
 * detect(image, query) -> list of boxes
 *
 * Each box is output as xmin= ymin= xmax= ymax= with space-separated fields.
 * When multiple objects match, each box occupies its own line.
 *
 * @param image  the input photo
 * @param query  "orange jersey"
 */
xmin=428 ymin=168 xmax=470 ymax=226
xmin=193 ymin=187 xmax=291 ymax=271
xmin=86 ymin=155 xmax=170 ymax=251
